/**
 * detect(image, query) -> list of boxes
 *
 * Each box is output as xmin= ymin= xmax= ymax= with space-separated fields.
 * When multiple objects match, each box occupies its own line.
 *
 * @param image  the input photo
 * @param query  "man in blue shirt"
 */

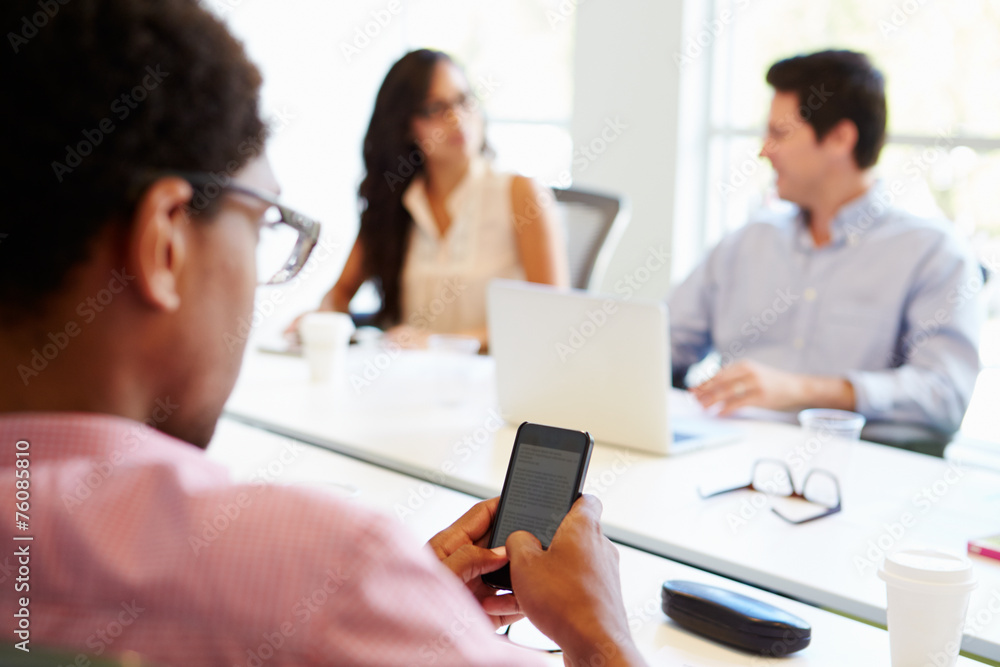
xmin=670 ymin=50 xmax=982 ymax=435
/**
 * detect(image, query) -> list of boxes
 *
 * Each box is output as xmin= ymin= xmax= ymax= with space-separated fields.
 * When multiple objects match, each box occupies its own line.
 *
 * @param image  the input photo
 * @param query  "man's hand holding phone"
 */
xmin=431 ymin=422 xmax=645 ymax=666
xmin=426 ymin=497 xmax=525 ymax=629
xmin=507 ymin=495 xmax=646 ymax=667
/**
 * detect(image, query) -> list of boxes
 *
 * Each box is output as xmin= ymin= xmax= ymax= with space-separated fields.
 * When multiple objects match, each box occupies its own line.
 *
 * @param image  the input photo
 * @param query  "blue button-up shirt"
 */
xmin=669 ymin=185 xmax=983 ymax=432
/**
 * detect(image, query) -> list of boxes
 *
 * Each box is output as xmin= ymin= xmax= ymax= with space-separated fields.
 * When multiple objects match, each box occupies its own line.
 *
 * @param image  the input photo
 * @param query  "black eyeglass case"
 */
xmin=661 ymin=580 xmax=811 ymax=656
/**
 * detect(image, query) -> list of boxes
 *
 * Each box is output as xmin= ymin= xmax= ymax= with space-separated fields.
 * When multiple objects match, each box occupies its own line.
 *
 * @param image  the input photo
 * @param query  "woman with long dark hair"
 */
xmin=307 ymin=49 xmax=568 ymax=347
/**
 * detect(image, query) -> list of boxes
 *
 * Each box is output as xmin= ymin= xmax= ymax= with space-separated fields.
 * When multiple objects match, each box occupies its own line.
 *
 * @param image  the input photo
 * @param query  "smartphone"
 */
xmin=482 ymin=422 xmax=594 ymax=590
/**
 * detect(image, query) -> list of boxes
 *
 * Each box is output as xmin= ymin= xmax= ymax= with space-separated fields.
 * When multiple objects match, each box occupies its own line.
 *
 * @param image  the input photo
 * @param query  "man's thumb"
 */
xmin=506 ymin=530 xmax=543 ymax=565
xmin=444 ymin=544 xmax=508 ymax=582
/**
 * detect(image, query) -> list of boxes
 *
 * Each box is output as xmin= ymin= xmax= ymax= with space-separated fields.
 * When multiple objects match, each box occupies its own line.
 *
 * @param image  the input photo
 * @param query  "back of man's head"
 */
xmin=1 ymin=0 xmax=266 ymax=327
xmin=766 ymin=49 xmax=887 ymax=169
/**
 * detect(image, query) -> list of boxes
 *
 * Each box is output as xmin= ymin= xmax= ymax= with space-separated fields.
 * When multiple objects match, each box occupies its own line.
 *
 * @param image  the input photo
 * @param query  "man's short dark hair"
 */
xmin=766 ymin=50 xmax=887 ymax=170
xmin=0 ymin=0 xmax=266 ymax=325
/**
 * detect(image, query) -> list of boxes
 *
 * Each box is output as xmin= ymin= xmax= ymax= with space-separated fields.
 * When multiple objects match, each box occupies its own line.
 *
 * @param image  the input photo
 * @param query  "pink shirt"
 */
xmin=0 ymin=413 xmax=543 ymax=666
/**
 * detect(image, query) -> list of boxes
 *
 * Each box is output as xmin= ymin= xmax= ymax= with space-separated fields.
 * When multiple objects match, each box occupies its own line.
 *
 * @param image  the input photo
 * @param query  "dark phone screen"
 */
xmin=490 ymin=434 xmax=589 ymax=550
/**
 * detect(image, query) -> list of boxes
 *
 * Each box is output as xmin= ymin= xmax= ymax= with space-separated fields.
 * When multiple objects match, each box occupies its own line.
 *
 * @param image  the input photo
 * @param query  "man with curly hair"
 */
xmin=0 ymin=2 xmax=646 ymax=665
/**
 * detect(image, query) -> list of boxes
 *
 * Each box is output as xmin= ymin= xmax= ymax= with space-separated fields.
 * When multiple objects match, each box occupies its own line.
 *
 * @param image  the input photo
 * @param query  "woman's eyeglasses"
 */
xmin=415 ymin=93 xmax=477 ymax=121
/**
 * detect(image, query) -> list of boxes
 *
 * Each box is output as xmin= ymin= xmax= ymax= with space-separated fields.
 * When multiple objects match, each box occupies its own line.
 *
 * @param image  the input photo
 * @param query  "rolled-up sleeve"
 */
xmin=846 ymin=238 xmax=983 ymax=433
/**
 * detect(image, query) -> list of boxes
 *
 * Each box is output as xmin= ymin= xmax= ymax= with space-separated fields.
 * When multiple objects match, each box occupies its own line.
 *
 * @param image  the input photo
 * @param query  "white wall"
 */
xmin=571 ymin=0 xmax=685 ymax=299
xmin=222 ymin=0 xmax=414 ymax=340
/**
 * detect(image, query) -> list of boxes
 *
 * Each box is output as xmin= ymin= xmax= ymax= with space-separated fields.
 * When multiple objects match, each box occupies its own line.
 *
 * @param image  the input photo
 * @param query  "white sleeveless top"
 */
xmin=400 ymin=157 xmax=525 ymax=333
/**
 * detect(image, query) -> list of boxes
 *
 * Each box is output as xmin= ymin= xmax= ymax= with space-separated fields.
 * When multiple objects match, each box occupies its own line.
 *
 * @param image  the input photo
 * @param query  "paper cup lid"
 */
xmin=878 ymin=549 xmax=976 ymax=591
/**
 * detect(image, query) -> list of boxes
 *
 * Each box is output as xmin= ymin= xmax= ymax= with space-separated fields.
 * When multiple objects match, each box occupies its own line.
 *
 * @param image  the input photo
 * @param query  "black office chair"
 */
xmin=552 ymin=187 xmax=630 ymax=291
xmin=860 ymin=421 xmax=954 ymax=458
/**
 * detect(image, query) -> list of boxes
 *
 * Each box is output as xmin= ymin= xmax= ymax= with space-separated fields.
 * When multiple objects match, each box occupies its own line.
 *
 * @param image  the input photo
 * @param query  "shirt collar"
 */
xmin=795 ymin=181 xmax=889 ymax=250
xmin=401 ymin=156 xmax=486 ymax=239
xmin=0 ymin=411 xmax=222 ymax=475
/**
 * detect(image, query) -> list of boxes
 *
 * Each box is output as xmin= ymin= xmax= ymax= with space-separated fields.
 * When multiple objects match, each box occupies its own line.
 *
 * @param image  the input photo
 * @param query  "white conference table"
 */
xmin=206 ymin=417 xmax=989 ymax=665
xmin=224 ymin=347 xmax=1000 ymax=662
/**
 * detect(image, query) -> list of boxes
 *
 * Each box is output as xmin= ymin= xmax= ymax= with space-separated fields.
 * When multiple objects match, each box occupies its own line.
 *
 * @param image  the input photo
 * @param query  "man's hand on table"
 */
xmin=692 ymin=359 xmax=855 ymax=416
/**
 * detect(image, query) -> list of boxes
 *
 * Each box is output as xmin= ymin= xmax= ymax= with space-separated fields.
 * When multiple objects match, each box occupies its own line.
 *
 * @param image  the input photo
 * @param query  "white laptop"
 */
xmin=487 ymin=280 xmax=739 ymax=456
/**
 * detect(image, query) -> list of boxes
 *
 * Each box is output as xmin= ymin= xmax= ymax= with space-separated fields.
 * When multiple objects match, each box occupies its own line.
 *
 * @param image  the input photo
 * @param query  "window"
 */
xmin=678 ymin=0 xmax=1000 ymax=303
xmin=400 ymin=0 xmax=575 ymax=186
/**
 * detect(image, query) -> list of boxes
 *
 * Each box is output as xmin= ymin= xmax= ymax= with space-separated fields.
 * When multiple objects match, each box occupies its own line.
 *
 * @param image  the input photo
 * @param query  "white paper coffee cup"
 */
xmin=300 ymin=312 xmax=354 ymax=383
xmin=878 ymin=549 xmax=977 ymax=667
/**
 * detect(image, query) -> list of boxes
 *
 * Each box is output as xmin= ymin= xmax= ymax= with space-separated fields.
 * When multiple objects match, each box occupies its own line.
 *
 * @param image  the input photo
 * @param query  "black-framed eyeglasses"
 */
xmin=698 ymin=458 xmax=842 ymax=525
xmin=184 ymin=173 xmax=320 ymax=285
xmin=133 ymin=170 xmax=321 ymax=285
xmin=415 ymin=92 xmax=478 ymax=121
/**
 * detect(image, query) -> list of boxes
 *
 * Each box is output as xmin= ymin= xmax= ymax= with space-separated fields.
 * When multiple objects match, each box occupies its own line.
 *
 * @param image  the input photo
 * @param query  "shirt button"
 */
xmin=804 ymin=288 xmax=817 ymax=302
xmin=794 ymin=338 xmax=805 ymax=350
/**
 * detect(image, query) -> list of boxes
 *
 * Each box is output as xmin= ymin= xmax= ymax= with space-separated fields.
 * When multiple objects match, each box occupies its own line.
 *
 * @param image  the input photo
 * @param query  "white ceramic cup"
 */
xmin=299 ymin=312 xmax=354 ymax=383
xmin=878 ymin=549 xmax=977 ymax=667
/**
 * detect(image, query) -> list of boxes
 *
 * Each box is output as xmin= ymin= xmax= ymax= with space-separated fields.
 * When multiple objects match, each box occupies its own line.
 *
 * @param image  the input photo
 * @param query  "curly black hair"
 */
xmin=0 ymin=0 xmax=267 ymax=325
